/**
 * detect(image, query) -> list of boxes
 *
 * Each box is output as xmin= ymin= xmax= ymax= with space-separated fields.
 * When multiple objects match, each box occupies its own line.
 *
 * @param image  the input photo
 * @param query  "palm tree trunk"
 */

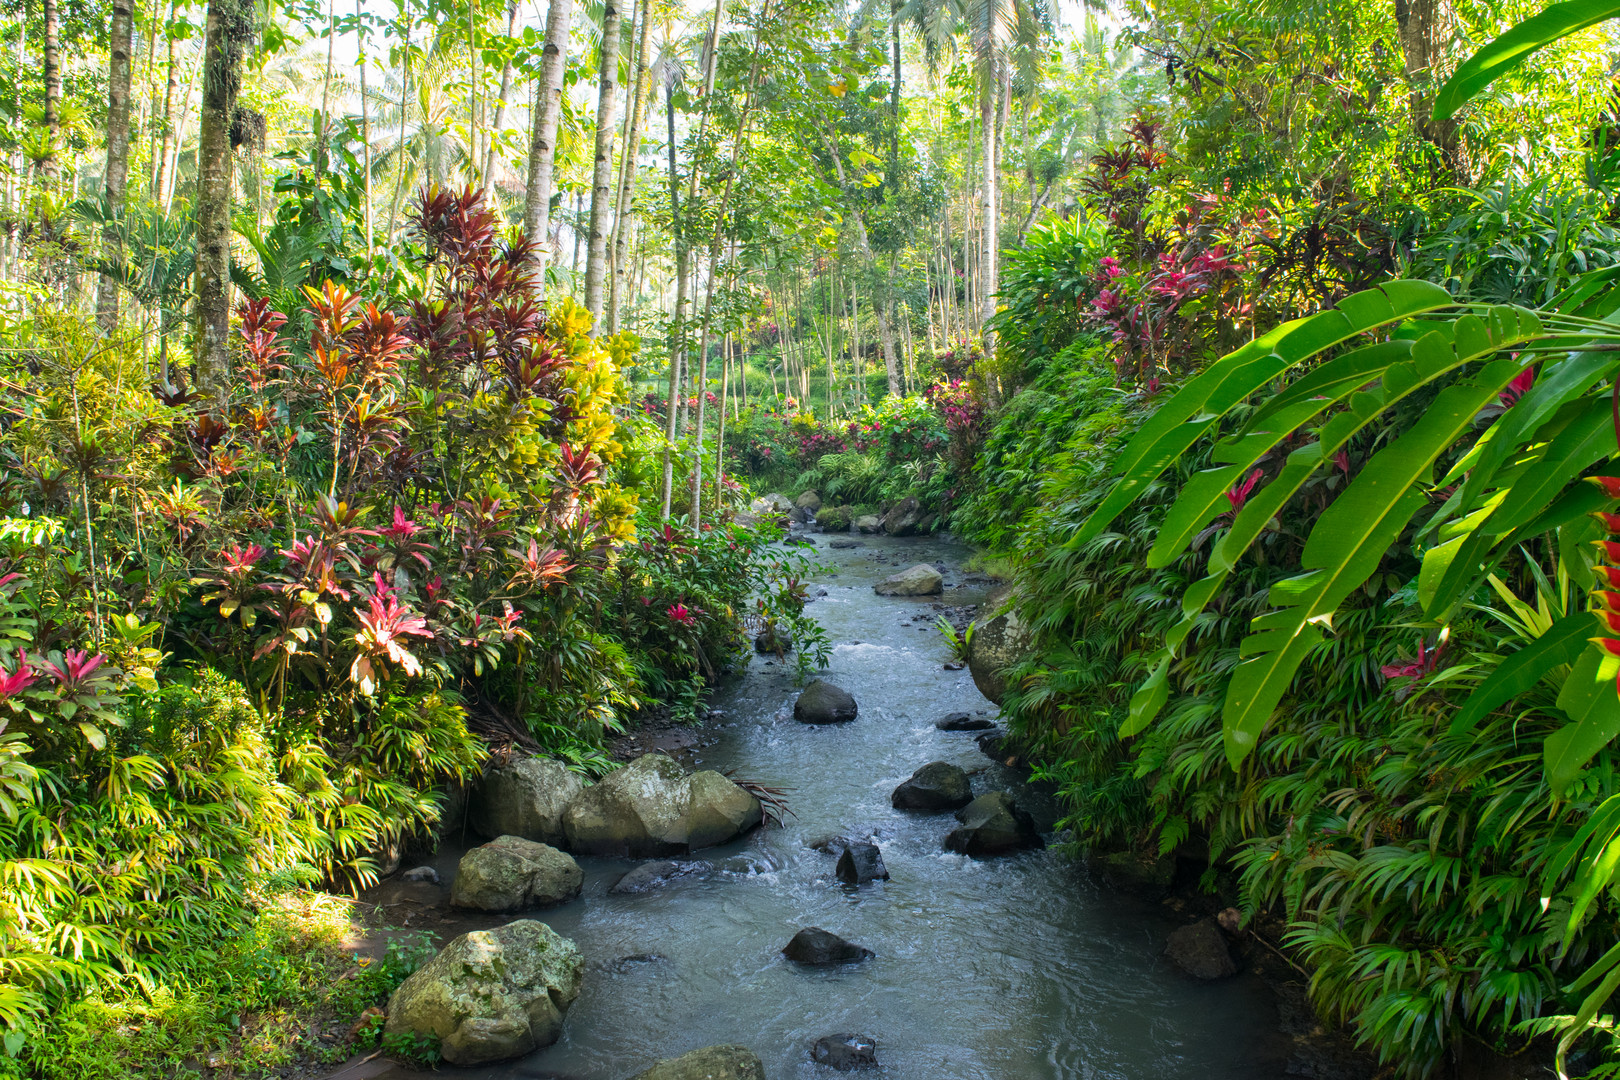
xmin=658 ymin=81 xmax=686 ymax=520
xmin=583 ymin=0 xmax=623 ymax=328
xmin=356 ymin=0 xmax=372 ymax=259
xmin=523 ymin=0 xmax=575 ymax=266
xmin=314 ymin=0 xmax=335 ymax=184
xmin=154 ymin=9 xmax=177 ymax=201
xmin=482 ymin=4 xmax=517 ymax=186
xmin=978 ymin=52 xmax=998 ymax=355
xmin=607 ymin=0 xmax=652 ymax=334
xmin=97 ymin=0 xmax=135 ymax=333
xmin=41 ymin=0 xmax=61 ymax=188
xmin=193 ymin=0 xmax=253 ymax=391
xmin=386 ymin=19 xmax=413 ymax=244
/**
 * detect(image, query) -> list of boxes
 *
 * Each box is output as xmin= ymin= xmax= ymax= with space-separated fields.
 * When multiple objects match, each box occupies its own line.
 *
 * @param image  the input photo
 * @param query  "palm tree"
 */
xmin=583 ymin=0 xmax=624 ymax=327
xmin=524 ymin=0 xmax=576 ymax=265
xmin=193 ymin=0 xmax=255 ymax=390
xmin=97 ymin=0 xmax=135 ymax=332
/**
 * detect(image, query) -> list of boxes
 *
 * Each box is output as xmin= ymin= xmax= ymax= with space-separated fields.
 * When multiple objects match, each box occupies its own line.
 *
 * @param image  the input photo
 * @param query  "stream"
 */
xmin=351 ymin=532 xmax=1292 ymax=1080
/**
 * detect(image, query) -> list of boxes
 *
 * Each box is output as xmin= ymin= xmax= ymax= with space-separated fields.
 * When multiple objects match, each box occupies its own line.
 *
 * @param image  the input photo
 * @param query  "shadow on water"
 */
xmin=340 ymin=531 xmax=1291 ymax=1080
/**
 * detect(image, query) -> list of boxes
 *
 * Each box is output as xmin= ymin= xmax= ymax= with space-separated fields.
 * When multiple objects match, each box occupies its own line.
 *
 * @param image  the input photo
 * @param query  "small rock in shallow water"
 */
xmin=834 ymin=842 xmax=889 ymax=884
xmin=828 ymin=539 xmax=861 ymax=549
xmin=1165 ymin=918 xmax=1238 ymax=979
xmin=936 ymin=712 xmax=992 ymax=731
xmin=811 ymin=1033 xmax=879 ymax=1070
xmin=944 ymin=792 xmax=1041 ymax=856
xmin=794 ymin=679 xmax=859 ymax=724
xmin=874 ymin=563 xmax=944 ymax=596
xmin=783 ymin=927 xmax=874 ymax=965
xmin=402 ymin=865 xmax=440 ymax=884
xmin=630 ymin=1045 xmax=766 ymax=1080
xmin=610 ymin=859 xmax=712 ymax=894
xmin=892 ymin=762 xmax=973 ymax=811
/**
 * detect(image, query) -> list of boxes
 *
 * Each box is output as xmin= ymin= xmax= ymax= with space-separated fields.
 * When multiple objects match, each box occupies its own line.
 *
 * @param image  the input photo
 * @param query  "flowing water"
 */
xmin=354 ymin=532 xmax=1291 ymax=1080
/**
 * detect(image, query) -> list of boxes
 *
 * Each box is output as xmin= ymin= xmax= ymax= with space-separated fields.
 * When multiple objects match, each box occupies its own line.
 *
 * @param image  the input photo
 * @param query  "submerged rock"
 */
xmin=563 ymin=753 xmax=763 ymax=857
xmin=1096 ymin=850 xmax=1175 ymax=892
xmin=944 ymin=792 xmax=1041 ymax=856
xmin=402 ymin=865 xmax=440 ymax=884
xmin=891 ymin=762 xmax=973 ymax=811
xmin=812 ymin=1033 xmax=879 ymax=1070
xmin=783 ymin=927 xmax=874 ymax=965
xmin=1166 ymin=919 xmax=1238 ymax=979
xmin=629 ymin=1045 xmax=767 ymax=1080
xmin=834 ymin=842 xmax=889 ymax=884
xmin=873 ymin=564 xmax=943 ymax=596
xmin=450 ymin=835 xmax=582 ymax=911
xmin=794 ymin=679 xmax=859 ymax=724
xmin=469 ymin=755 xmax=584 ymax=847
xmin=827 ymin=537 xmax=861 ymax=549
xmin=611 ymin=859 xmax=713 ymax=894
xmin=384 ymin=919 xmax=583 ymax=1065
xmin=935 ymin=711 xmax=993 ymax=731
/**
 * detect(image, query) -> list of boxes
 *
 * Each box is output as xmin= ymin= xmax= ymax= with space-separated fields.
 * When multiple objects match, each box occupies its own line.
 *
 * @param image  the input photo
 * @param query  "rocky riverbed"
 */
xmin=325 ymin=527 xmax=1369 ymax=1080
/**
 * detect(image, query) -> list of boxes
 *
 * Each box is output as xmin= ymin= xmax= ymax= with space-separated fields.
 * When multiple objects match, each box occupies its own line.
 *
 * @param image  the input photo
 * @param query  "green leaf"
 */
xmin=1077 ymin=281 xmax=1454 ymax=548
xmin=1434 ymin=0 xmax=1620 ymax=120
xmin=1483 ymin=393 xmax=1618 ymax=536
xmin=1548 ymin=643 xmax=1620 ymax=791
xmin=1122 ymin=651 xmax=1171 ymax=738
xmin=1449 ymin=612 xmax=1593 ymax=736
xmin=1223 ymin=367 xmax=1521 ymax=766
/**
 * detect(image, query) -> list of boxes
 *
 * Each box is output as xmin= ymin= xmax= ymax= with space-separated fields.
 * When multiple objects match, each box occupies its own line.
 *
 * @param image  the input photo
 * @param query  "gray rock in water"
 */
xmin=563 ymin=754 xmax=763 ymax=857
xmin=835 ymin=842 xmax=889 ymax=884
xmin=751 ymin=493 xmax=793 ymax=514
xmin=873 ymin=563 xmax=944 ymax=596
xmin=384 ymin=919 xmax=583 ymax=1065
xmin=794 ymin=679 xmax=858 ymax=724
xmin=469 ymin=756 xmax=584 ymax=847
xmin=796 ymin=490 xmax=823 ymax=512
xmin=944 ymin=792 xmax=1041 ymax=856
xmin=611 ymin=859 xmax=712 ymax=894
xmin=450 ymin=835 xmax=582 ymax=911
xmin=788 ymin=507 xmax=809 ymax=523
xmin=966 ymin=609 xmax=1032 ymax=705
xmin=882 ymin=496 xmax=925 ymax=536
xmin=629 ymin=1045 xmax=767 ymax=1080
xmin=855 ymin=514 xmax=883 ymax=533
xmin=812 ymin=1034 xmax=879 ymax=1070
xmin=1166 ymin=919 xmax=1238 ymax=979
xmin=892 ymin=762 xmax=973 ymax=811
xmin=402 ymin=865 xmax=440 ymax=884
xmin=783 ymin=927 xmax=874 ymax=965
xmin=935 ymin=711 xmax=993 ymax=731
xmin=828 ymin=538 xmax=861 ymax=549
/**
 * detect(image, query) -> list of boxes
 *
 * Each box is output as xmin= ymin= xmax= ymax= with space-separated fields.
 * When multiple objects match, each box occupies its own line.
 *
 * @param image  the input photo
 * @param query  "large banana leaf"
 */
xmin=1434 ymin=0 xmax=1620 ymax=121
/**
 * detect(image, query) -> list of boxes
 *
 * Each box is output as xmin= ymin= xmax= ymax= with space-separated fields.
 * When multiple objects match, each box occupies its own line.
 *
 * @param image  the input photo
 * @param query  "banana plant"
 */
xmin=1077 ymin=274 xmax=1620 ymax=773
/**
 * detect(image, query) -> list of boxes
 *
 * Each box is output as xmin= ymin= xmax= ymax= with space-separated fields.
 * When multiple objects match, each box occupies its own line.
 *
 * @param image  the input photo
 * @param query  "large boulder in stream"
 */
xmin=629 ymin=1045 xmax=767 ymax=1080
xmin=873 ymin=564 xmax=943 ymax=596
xmin=966 ymin=610 xmax=1033 ymax=705
xmin=794 ymin=679 xmax=858 ymax=724
xmin=1165 ymin=918 xmax=1238 ymax=979
xmin=751 ymin=493 xmax=793 ymax=515
xmin=784 ymin=927 xmax=874 ymax=965
xmin=469 ymin=755 xmax=584 ymax=847
xmin=944 ymin=792 xmax=1041 ymax=856
xmin=563 ymin=753 xmax=763 ymax=857
xmin=796 ymin=490 xmax=823 ymax=512
xmin=882 ymin=496 xmax=926 ymax=536
xmin=891 ymin=762 xmax=973 ymax=811
xmin=384 ymin=919 xmax=583 ymax=1065
xmin=817 ymin=505 xmax=855 ymax=532
xmin=450 ymin=835 xmax=582 ymax=911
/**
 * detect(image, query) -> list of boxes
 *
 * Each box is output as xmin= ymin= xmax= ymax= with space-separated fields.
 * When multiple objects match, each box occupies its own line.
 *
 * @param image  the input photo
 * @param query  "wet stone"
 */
xmin=783 ymin=927 xmax=874 ymax=965
xmin=834 ymin=842 xmax=889 ymax=884
xmin=935 ymin=711 xmax=994 ymax=731
xmin=812 ymin=1033 xmax=879 ymax=1070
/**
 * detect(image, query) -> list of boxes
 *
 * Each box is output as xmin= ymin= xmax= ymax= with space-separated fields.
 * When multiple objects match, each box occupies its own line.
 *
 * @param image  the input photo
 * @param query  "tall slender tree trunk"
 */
xmin=523 ymin=0 xmax=575 ymax=267
xmin=356 ymin=0 xmax=372 ymax=258
xmin=97 ymin=0 xmax=135 ymax=333
xmin=1394 ymin=0 xmax=1460 ymax=169
xmin=659 ymin=82 xmax=686 ymax=520
xmin=154 ymin=12 xmax=178 ymax=201
xmin=978 ymin=53 xmax=999 ymax=356
xmin=164 ymin=56 xmax=198 ymax=213
xmin=607 ymin=0 xmax=652 ymax=333
xmin=386 ymin=20 xmax=413 ymax=243
xmin=314 ymin=0 xmax=335 ymax=183
xmin=482 ymin=3 xmax=517 ymax=186
xmin=193 ymin=0 xmax=253 ymax=390
xmin=583 ymin=0 xmax=623 ymax=328
xmin=41 ymin=0 xmax=61 ymax=188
